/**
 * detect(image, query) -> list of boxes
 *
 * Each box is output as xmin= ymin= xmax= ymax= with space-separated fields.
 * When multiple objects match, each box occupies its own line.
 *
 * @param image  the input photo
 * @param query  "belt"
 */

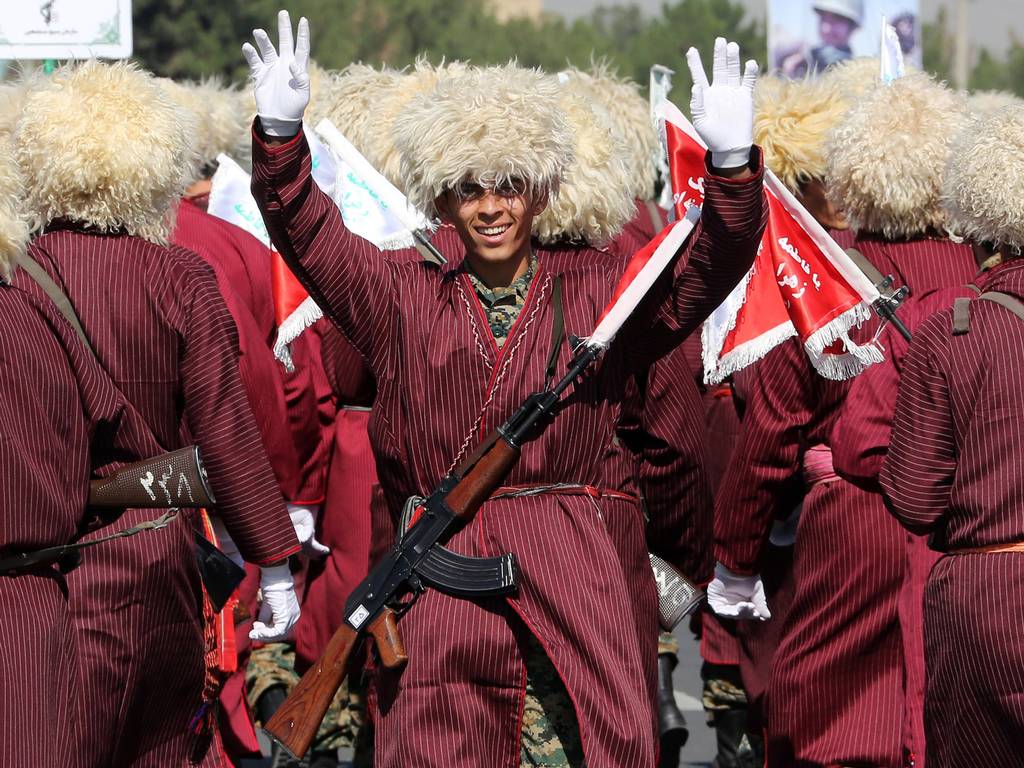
xmin=489 ymin=483 xmax=639 ymax=503
xmin=950 ymin=541 xmax=1024 ymax=555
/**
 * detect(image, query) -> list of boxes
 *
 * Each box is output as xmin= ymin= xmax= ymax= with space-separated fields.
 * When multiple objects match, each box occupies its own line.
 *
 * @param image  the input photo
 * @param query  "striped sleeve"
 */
xmin=250 ymin=124 xmax=397 ymax=371
xmin=880 ymin=313 xmax=959 ymax=534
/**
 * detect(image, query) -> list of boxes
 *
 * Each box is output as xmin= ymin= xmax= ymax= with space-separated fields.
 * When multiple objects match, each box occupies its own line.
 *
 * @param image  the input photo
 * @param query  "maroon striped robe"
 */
xmin=714 ymin=235 xmax=974 ymax=766
xmin=0 ymin=282 xmax=158 ymax=767
xmin=833 ymin=283 xmax=976 ymax=768
xmin=294 ymin=325 xmax=378 ymax=668
xmin=251 ymin=127 xmax=766 ymax=767
xmin=172 ymin=198 xmax=302 ymax=501
xmin=13 ymin=228 xmax=299 ymax=767
xmin=881 ymin=260 xmax=1024 ymax=768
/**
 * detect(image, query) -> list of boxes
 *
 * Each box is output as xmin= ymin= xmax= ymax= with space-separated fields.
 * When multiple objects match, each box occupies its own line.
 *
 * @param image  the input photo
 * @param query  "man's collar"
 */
xmin=465 ymin=254 xmax=538 ymax=306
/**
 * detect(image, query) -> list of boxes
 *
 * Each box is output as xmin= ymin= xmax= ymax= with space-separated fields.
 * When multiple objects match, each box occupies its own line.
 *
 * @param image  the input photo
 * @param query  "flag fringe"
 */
xmin=272 ymin=295 xmax=324 ymax=372
xmin=803 ymin=302 xmax=885 ymax=380
xmin=704 ymin=321 xmax=797 ymax=385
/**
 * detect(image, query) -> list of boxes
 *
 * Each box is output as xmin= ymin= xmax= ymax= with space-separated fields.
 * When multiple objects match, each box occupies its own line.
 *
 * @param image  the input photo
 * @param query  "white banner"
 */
xmin=0 ymin=0 xmax=133 ymax=60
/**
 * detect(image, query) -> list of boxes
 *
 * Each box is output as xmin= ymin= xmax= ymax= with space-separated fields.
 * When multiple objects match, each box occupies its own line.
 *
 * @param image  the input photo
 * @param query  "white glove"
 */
xmin=707 ymin=563 xmax=771 ymax=621
xmin=242 ymin=10 xmax=311 ymax=137
xmin=685 ymin=37 xmax=758 ymax=169
xmin=249 ymin=564 xmax=301 ymax=642
xmin=209 ymin=516 xmax=245 ymax=570
xmin=288 ymin=503 xmax=330 ymax=557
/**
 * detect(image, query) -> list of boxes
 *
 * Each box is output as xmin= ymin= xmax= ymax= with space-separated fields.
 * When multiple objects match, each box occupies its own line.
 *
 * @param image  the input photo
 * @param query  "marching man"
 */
xmin=244 ymin=11 xmax=766 ymax=765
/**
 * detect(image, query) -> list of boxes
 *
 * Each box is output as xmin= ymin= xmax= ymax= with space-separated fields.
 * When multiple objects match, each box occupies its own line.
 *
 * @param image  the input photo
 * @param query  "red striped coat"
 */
xmin=0 ymin=283 xmax=157 ymax=767
xmin=881 ymin=260 xmax=1024 ymax=768
xmin=13 ymin=228 xmax=299 ymax=767
xmin=714 ymin=235 xmax=975 ymax=766
xmin=251 ymin=127 xmax=766 ymax=767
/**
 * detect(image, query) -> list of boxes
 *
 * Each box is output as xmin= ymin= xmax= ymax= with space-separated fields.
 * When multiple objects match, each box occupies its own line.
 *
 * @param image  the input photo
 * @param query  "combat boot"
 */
xmin=658 ymin=653 xmax=688 ymax=768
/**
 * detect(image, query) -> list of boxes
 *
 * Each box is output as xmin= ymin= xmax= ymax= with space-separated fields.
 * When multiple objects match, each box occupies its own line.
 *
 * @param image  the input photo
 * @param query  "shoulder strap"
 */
xmin=952 ymin=298 xmax=972 ymax=335
xmin=17 ymin=254 xmax=97 ymax=359
xmin=644 ymin=200 xmax=664 ymax=234
xmin=544 ymin=275 xmax=564 ymax=389
xmin=844 ymin=247 xmax=885 ymax=287
xmin=979 ymin=291 xmax=1024 ymax=323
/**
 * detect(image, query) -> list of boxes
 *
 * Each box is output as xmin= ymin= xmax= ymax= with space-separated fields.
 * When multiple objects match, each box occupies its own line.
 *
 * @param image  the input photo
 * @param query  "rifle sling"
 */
xmin=544 ymin=275 xmax=564 ymax=389
xmin=18 ymin=252 xmax=97 ymax=357
xmin=0 ymin=510 xmax=180 ymax=575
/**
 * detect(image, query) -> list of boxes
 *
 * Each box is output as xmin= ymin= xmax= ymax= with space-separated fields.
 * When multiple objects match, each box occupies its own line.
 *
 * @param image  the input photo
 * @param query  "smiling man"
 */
xmin=245 ymin=11 xmax=766 ymax=767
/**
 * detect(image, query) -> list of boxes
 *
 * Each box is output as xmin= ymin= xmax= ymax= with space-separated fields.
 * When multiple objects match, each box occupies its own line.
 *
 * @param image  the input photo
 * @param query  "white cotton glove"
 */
xmin=288 ymin=503 xmax=330 ymax=557
xmin=209 ymin=516 xmax=245 ymax=570
xmin=249 ymin=564 xmax=301 ymax=642
xmin=685 ymin=37 xmax=759 ymax=169
xmin=707 ymin=563 xmax=771 ymax=621
xmin=241 ymin=10 xmax=311 ymax=137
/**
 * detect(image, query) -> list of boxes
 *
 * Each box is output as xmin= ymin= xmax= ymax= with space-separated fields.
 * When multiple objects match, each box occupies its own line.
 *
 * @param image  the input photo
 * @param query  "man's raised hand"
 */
xmin=242 ymin=10 xmax=311 ymax=138
xmin=685 ymin=37 xmax=759 ymax=170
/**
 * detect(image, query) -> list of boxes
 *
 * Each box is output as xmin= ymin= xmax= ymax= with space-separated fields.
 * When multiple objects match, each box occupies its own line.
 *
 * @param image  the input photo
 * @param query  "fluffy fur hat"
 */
xmin=320 ymin=63 xmax=402 ymax=162
xmin=942 ymin=105 xmax=1024 ymax=249
xmin=968 ymin=90 xmax=1024 ymax=118
xmin=560 ymin=64 xmax=658 ymax=201
xmin=818 ymin=57 xmax=885 ymax=100
xmin=754 ymin=75 xmax=849 ymax=193
xmin=15 ymin=60 xmax=197 ymax=244
xmin=392 ymin=63 xmax=573 ymax=219
xmin=0 ymin=146 xmax=29 ymax=277
xmin=825 ymin=71 xmax=969 ymax=239
xmin=160 ymin=78 xmax=249 ymax=173
xmin=533 ymin=87 xmax=634 ymax=245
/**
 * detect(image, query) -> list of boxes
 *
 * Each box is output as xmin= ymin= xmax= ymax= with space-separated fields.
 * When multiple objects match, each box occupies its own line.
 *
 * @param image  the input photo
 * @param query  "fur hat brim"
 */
xmin=943 ymin=105 xmax=1024 ymax=249
xmin=16 ymin=60 xmax=197 ymax=244
xmin=561 ymin=64 xmax=658 ymax=201
xmin=825 ymin=71 xmax=969 ymax=239
xmin=0 ymin=146 xmax=28 ymax=277
xmin=392 ymin=63 xmax=573 ymax=219
xmin=533 ymin=88 xmax=634 ymax=245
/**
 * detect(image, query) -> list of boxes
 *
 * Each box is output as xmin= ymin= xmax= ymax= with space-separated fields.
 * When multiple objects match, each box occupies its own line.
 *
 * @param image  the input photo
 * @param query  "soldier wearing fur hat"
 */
xmin=11 ymin=60 xmax=301 ymax=766
xmin=708 ymin=71 xmax=913 ymax=767
xmin=0 ymin=144 xmax=167 ymax=767
xmin=880 ymin=105 xmax=1024 ymax=768
xmin=245 ymin=11 xmax=766 ymax=766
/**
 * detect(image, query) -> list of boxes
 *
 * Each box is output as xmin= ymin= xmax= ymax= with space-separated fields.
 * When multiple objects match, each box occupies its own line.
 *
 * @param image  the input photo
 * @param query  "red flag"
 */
xmin=271 ymin=251 xmax=309 ymax=327
xmin=656 ymin=101 xmax=882 ymax=383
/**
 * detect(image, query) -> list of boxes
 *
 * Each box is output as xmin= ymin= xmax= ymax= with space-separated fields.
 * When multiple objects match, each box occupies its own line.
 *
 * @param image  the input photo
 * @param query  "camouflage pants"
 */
xmin=520 ymin=636 xmax=586 ymax=767
xmin=246 ymin=642 xmax=366 ymax=756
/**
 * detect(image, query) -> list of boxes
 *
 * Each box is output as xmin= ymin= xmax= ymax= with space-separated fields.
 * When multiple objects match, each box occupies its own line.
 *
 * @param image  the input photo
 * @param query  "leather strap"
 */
xmin=979 ymin=291 xmax=1024 ymax=322
xmin=951 ymin=541 xmax=1024 ymax=556
xmin=18 ymin=253 xmax=96 ymax=359
xmin=544 ymin=275 xmax=564 ymax=389
xmin=952 ymin=297 xmax=972 ymax=335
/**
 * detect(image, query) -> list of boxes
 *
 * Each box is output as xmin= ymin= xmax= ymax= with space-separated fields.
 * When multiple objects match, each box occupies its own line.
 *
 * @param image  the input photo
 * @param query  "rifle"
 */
xmin=263 ymin=344 xmax=602 ymax=758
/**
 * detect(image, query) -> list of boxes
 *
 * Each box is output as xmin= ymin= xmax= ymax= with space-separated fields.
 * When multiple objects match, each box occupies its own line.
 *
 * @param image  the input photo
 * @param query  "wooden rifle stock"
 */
xmin=263 ymin=438 xmax=520 ymax=758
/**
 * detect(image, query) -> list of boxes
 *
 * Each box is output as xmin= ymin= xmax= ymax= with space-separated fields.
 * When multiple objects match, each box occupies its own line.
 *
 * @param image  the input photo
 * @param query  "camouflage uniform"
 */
xmin=467 ymin=256 xmax=583 ymax=767
xmin=247 ymin=642 xmax=367 ymax=758
xmin=465 ymin=256 xmax=536 ymax=348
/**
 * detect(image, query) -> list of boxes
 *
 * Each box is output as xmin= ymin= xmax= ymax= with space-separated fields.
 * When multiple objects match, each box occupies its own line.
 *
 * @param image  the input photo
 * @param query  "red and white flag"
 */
xmin=656 ymin=100 xmax=883 ymax=383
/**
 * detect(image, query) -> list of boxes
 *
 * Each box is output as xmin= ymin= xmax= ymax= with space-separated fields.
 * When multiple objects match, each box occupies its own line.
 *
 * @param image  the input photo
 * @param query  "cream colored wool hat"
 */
xmin=392 ymin=63 xmax=573 ymax=220
xmin=533 ymin=87 xmax=634 ymax=245
xmin=320 ymin=63 xmax=402 ymax=165
xmin=967 ymin=90 xmax=1024 ymax=119
xmin=15 ymin=60 xmax=197 ymax=244
xmin=560 ymin=64 xmax=658 ymax=201
xmin=160 ymin=78 xmax=250 ymax=173
xmin=0 ymin=146 xmax=29 ymax=277
xmin=754 ymin=74 xmax=849 ymax=193
xmin=825 ymin=71 xmax=969 ymax=239
xmin=943 ymin=105 xmax=1024 ymax=249
xmin=817 ymin=57 xmax=881 ymax=100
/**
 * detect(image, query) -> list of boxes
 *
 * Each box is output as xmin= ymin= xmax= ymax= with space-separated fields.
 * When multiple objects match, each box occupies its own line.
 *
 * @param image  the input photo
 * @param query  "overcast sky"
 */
xmin=545 ymin=0 xmax=1022 ymax=56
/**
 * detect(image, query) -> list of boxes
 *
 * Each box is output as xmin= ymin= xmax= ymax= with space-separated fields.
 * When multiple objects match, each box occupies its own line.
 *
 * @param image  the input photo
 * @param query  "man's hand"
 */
xmin=685 ymin=37 xmax=758 ymax=176
xmin=706 ymin=563 xmax=771 ymax=621
xmin=249 ymin=563 xmax=301 ymax=641
xmin=242 ymin=9 xmax=311 ymax=138
xmin=288 ymin=503 xmax=330 ymax=558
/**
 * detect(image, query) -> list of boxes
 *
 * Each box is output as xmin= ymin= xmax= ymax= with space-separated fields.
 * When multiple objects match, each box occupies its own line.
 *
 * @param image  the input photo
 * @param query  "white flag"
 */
xmin=880 ymin=15 xmax=906 ymax=84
